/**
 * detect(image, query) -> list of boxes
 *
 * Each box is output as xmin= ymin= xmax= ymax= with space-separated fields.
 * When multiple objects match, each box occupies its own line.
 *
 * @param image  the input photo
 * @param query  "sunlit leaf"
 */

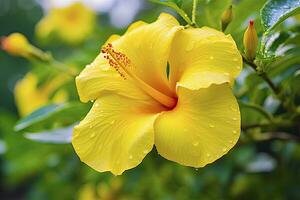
xmin=261 ymin=0 xmax=300 ymax=33
xmin=24 ymin=124 xmax=75 ymax=144
xmin=15 ymin=102 xmax=89 ymax=132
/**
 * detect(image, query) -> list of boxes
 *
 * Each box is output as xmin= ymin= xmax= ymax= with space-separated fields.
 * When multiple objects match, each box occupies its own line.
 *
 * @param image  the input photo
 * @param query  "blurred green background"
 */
xmin=1 ymin=0 xmax=300 ymax=199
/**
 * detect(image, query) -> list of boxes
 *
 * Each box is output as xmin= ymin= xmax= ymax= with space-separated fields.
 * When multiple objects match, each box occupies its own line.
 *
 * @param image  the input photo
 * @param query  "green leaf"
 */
xmin=15 ymin=102 xmax=90 ymax=132
xmin=261 ymin=0 xmax=300 ymax=33
xmin=24 ymin=125 xmax=74 ymax=144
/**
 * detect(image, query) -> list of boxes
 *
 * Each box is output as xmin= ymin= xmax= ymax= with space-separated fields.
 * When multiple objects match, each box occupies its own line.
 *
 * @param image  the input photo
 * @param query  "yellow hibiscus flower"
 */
xmin=35 ymin=2 xmax=96 ymax=44
xmin=73 ymin=13 xmax=242 ymax=175
xmin=15 ymin=73 xmax=68 ymax=116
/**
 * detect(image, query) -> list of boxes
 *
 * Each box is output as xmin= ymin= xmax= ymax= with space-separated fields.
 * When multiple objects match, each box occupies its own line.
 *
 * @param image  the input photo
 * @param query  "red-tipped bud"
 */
xmin=243 ymin=20 xmax=258 ymax=61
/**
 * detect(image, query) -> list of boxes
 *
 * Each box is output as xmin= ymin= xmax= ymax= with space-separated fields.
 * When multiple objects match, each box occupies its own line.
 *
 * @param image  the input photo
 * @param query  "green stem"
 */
xmin=192 ymin=0 xmax=198 ymax=25
xmin=242 ymin=119 xmax=293 ymax=131
xmin=29 ymin=47 xmax=76 ymax=76
xmin=149 ymin=0 xmax=195 ymax=27
xmin=239 ymin=101 xmax=274 ymax=122
xmin=242 ymin=55 xmax=294 ymax=112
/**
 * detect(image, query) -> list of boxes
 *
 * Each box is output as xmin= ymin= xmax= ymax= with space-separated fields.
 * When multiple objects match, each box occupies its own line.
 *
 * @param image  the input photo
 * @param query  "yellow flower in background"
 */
xmin=73 ymin=13 xmax=242 ymax=175
xmin=35 ymin=2 xmax=96 ymax=44
xmin=15 ymin=73 xmax=68 ymax=116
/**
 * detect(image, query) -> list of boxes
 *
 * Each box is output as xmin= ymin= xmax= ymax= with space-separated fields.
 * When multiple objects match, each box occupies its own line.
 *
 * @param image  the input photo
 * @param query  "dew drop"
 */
xmin=236 ymin=66 xmax=241 ymax=70
xmin=90 ymin=133 xmax=95 ymax=138
xmin=89 ymin=125 xmax=93 ymax=129
xmin=185 ymin=42 xmax=194 ymax=51
xmin=232 ymin=117 xmax=237 ymax=121
xmin=129 ymin=155 xmax=133 ymax=159
xmin=209 ymin=124 xmax=215 ymax=128
xmin=209 ymin=56 xmax=214 ymax=60
xmin=206 ymin=153 xmax=211 ymax=157
xmin=222 ymin=148 xmax=227 ymax=152
xmin=193 ymin=141 xmax=199 ymax=147
xmin=223 ymin=72 xmax=230 ymax=76
xmin=143 ymin=150 xmax=148 ymax=154
xmin=230 ymin=106 xmax=237 ymax=111
xmin=110 ymin=120 xmax=115 ymax=125
xmin=95 ymin=103 xmax=99 ymax=107
xmin=232 ymin=130 xmax=237 ymax=134
xmin=229 ymin=140 xmax=233 ymax=144
xmin=233 ymin=58 xmax=238 ymax=61
xmin=195 ymin=168 xmax=199 ymax=171
xmin=90 ymin=100 xmax=94 ymax=103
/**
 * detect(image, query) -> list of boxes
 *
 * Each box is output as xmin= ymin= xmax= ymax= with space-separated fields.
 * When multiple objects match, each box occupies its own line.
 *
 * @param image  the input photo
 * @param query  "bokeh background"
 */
xmin=1 ymin=0 xmax=300 ymax=199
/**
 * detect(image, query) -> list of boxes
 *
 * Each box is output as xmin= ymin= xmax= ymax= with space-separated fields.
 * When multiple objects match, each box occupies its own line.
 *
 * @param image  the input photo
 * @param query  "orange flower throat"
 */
xmin=101 ymin=43 xmax=177 ymax=109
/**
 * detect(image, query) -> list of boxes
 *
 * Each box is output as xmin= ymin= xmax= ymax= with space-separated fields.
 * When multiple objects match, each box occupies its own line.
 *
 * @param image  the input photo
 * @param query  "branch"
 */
xmin=192 ymin=0 xmax=199 ymax=26
xmin=258 ymin=132 xmax=300 ymax=142
xmin=239 ymin=101 xmax=274 ymax=122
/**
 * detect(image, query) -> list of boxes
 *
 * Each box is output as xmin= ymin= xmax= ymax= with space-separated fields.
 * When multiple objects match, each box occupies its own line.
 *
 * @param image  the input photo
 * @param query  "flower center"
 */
xmin=101 ymin=43 xmax=177 ymax=109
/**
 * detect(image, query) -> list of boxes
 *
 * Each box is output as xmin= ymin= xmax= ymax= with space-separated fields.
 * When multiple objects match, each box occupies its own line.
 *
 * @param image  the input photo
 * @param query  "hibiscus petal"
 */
xmin=169 ymin=27 xmax=242 ymax=90
xmin=154 ymin=83 xmax=240 ymax=168
xmin=112 ymin=13 xmax=182 ymax=97
xmin=72 ymin=94 xmax=162 ymax=175
xmin=76 ymin=33 xmax=151 ymax=103
xmin=76 ymin=13 xmax=181 ymax=103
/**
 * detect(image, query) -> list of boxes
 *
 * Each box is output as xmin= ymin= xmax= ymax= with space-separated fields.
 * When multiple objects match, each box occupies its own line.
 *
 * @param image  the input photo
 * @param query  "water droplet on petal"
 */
xmin=209 ymin=56 xmax=214 ymax=60
xmin=129 ymin=155 xmax=133 ymax=159
xmin=232 ymin=130 xmax=237 ymax=134
xmin=89 ymin=125 xmax=93 ymax=129
xmin=90 ymin=133 xmax=95 ymax=138
xmin=230 ymin=106 xmax=237 ymax=111
xmin=233 ymin=58 xmax=238 ymax=61
xmin=95 ymin=103 xmax=99 ymax=107
xmin=222 ymin=148 xmax=227 ymax=152
xmin=110 ymin=120 xmax=115 ymax=125
xmin=229 ymin=140 xmax=233 ymax=144
xmin=236 ymin=66 xmax=241 ymax=70
xmin=143 ymin=150 xmax=148 ymax=154
xmin=206 ymin=153 xmax=211 ymax=157
xmin=195 ymin=168 xmax=199 ymax=171
xmin=185 ymin=42 xmax=194 ymax=51
xmin=193 ymin=141 xmax=199 ymax=147
xmin=232 ymin=117 xmax=237 ymax=121
xmin=223 ymin=72 xmax=230 ymax=76
xmin=209 ymin=124 xmax=215 ymax=128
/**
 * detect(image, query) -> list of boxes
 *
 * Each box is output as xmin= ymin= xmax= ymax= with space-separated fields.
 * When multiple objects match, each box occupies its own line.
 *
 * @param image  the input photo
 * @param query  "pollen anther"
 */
xmin=101 ymin=43 xmax=131 ymax=80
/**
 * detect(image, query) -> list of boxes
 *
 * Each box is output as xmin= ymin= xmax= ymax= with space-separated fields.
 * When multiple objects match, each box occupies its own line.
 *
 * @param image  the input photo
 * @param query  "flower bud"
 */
xmin=243 ymin=20 xmax=258 ymax=61
xmin=1 ymin=33 xmax=31 ymax=57
xmin=221 ymin=5 xmax=233 ymax=32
